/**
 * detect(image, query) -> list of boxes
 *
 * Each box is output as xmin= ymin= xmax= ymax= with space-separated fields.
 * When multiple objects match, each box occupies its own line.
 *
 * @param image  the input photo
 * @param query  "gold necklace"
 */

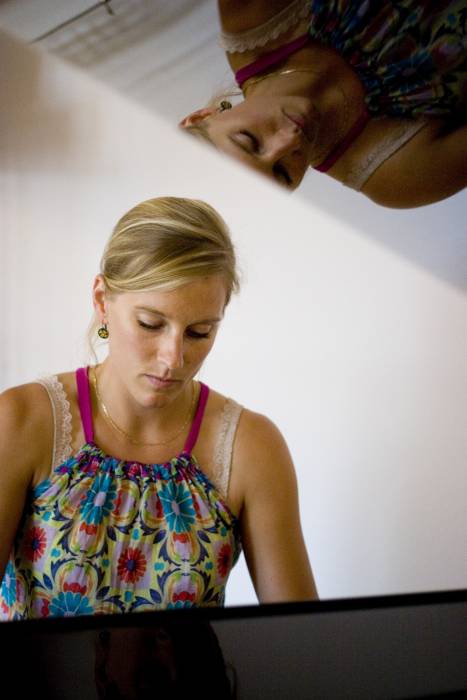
xmin=243 ymin=68 xmax=322 ymax=93
xmin=91 ymin=366 xmax=196 ymax=447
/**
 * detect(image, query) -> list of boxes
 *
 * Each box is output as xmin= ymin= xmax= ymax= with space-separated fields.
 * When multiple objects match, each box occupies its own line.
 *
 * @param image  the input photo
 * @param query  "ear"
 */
xmin=179 ymin=107 xmax=217 ymax=128
xmin=92 ymin=274 xmax=107 ymax=321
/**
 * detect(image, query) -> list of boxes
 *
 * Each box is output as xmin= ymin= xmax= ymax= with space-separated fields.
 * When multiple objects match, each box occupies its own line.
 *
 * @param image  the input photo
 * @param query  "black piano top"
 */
xmin=1 ymin=588 xmax=466 ymax=699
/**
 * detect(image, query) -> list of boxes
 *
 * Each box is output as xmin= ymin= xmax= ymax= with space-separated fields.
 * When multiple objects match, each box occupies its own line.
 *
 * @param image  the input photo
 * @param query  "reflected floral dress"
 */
xmin=0 ymin=368 xmax=242 ymax=620
xmin=307 ymin=0 xmax=467 ymax=119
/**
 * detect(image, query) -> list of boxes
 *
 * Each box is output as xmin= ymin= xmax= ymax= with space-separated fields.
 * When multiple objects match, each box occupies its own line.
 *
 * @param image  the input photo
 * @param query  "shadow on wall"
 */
xmin=1 ymin=29 xmax=98 ymax=173
xmin=300 ymin=168 xmax=467 ymax=295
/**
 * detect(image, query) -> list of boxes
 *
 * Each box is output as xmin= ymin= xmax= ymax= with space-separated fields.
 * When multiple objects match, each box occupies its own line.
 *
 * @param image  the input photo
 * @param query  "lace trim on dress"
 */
xmin=36 ymin=375 xmax=73 ymax=470
xmin=219 ymin=0 xmax=311 ymax=53
xmin=343 ymin=119 xmax=428 ymax=191
xmin=212 ymin=398 xmax=243 ymax=499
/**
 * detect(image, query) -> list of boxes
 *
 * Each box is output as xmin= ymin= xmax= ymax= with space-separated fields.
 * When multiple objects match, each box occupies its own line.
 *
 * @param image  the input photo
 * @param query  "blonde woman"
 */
xmin=181 ymin=0 xmax=467 ymax=208
xmin=0 ymin=196 xmax=317 ymax=619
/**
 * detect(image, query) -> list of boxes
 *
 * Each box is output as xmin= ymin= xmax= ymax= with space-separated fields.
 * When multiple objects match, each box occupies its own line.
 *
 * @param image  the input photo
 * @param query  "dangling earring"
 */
xmin=97 ymin=323 xmax=109 ymax=339
xmin=218 ymin=100 xmax=232 ymax=112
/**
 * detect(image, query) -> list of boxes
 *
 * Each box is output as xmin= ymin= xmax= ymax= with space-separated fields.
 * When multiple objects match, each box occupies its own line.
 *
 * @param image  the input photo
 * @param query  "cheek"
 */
xmin=187 ymin=339 xmax=216 ymax=366
xmin=109 ymin=322 xmax=149 ymax=358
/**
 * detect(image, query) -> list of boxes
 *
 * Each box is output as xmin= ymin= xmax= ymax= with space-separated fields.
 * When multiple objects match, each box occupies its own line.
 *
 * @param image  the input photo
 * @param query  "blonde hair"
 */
xmin=89 ymin=196 xmax=239 ymax=351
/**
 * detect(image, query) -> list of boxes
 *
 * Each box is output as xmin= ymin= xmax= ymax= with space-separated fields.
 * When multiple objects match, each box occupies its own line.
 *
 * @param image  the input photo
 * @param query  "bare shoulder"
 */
xmin=0 ymin=381 xmax=55 ymax=485
xmin=356 ymin=117 xmax=466 ymax=208
xmin=204 ymin=388 xmax=291 ymax=467
xmin=233 ymin=407 xmax=295 ymax=485
xmin=0 ymin=381 xmax=52 ymax=431
xmin=237 ymin=407 xmax=287 ymax=446
xmin=206 ymin=388 xmax=283 ymax=439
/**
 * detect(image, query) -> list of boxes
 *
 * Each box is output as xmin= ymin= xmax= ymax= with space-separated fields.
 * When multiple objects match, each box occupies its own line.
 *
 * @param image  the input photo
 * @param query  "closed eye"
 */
xmin=230 ymin=134 xmax=292 ymax=186
xmin=186 ymin=328 xmax=212 ymax=339
xmin=273 ymin=162 xmax=292 ymax=187
xmin=231 ymin=130 xmax=260 ymax=153
xmin=138 ymin=320 xmax=163 ymax=331
xmin=138 ymin=320 xmax=212 ymax=339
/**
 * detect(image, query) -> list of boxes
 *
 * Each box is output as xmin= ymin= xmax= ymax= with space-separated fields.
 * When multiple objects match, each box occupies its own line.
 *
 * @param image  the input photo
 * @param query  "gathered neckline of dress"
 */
xmin=32 ymin=435 xmax=240 ymax=525
xmin=51 ymin=440 xmax=200 ymax=474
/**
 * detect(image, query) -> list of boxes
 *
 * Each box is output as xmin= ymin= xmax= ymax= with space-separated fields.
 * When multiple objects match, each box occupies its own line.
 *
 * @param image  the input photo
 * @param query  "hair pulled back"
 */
xmin=89 ymin=196 xmax=239 ymax=352
xmin=102 ymin=196 xmax=239 ymax=299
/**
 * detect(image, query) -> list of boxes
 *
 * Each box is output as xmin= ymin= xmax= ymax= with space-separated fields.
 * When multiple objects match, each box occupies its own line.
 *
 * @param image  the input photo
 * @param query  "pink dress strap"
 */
xmin=75 ymin=366 xmax=94 ymax=443
xmin=313 ymin=108 xmax=370 ymax=172
xmin=183 ymin=382 xmax=210 ymax=455
xmin=235 ymin=33 xmax=310 ymax=87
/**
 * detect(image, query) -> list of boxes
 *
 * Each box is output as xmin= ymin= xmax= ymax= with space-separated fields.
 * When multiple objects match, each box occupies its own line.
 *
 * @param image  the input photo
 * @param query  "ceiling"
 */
xmin=1 ymin=0 xmax=466 ymax=291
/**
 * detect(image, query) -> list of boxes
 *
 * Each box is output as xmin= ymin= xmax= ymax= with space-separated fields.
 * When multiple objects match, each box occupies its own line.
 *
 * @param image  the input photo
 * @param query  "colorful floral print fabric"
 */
xmin=0 ymin=443 xmax=241 ymax=620
xmin=307 ymin=0 xmax=467 ymax=118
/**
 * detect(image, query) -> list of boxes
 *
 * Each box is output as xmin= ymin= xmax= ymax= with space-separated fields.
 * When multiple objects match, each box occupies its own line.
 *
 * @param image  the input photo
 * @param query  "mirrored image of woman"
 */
xmin=0 ymin=196 xmax=317 ymax=621
xmin=181 ymin=0 xmax=467 ymax=208
xmin=94 ymin=621 xmax=235 ymax=699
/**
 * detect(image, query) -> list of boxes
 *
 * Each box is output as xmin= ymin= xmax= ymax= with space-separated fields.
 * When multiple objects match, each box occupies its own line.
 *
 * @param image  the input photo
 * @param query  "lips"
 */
xmin=145 ymin=374 xmax=180 ymax=388
xmin=287 ymin=113 xmax=306 ymax=130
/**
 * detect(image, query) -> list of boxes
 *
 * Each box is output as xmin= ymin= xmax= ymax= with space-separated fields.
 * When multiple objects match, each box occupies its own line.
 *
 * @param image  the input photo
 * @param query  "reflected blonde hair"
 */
xmin=89 ymin=196 xmax=239 ymax=351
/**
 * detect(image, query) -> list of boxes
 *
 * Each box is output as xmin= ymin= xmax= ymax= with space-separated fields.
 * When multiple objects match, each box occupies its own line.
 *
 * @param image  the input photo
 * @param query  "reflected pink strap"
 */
xmin=76 ymin=366 xmax=94 ymax=443
xmin=313 ymin=108 xmax=370 ymax=172
xmin=235 ymin=33 xmax=310 ymax=87
xmin=183 ymin=382 xmax=209 ymax=454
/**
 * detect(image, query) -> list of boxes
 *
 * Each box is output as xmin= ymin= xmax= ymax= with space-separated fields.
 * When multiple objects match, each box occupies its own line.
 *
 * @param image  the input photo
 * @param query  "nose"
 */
xmin=264 ymin=124 xmax=303 ymax=161
xmin=158 ymin=332 xmax=184 ymax=372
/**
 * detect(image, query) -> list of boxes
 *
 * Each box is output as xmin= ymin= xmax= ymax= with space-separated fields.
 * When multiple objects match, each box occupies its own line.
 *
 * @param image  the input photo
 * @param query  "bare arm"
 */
xmin=232 ymin=410 xmax=318 ymax=602
xmin=0 ymin=385 xmax=52 ymax=581
xmin=361 ymin=119 xmax=467 ymax=208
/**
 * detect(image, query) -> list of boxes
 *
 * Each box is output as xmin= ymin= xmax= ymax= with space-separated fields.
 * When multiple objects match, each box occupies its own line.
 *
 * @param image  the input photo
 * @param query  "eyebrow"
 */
xmin=135 ymin=306 xmax=222 ymax=324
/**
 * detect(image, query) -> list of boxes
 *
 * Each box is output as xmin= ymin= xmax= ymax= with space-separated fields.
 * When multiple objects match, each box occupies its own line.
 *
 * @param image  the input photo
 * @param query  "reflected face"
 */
xmin=203 ymin=95 xmax=317 ymax=189
xmin=95 ymin=626 xmax=178 ymax=698
xmin=94 ymin=275 xmax=227 ymax=409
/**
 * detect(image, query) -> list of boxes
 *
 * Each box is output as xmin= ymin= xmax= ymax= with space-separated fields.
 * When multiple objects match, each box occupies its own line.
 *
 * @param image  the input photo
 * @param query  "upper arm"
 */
xmin=361 ymin=120 xmax=467 ymax=208
xmin=0 ymin=385 xmax=51 ymax=581
xmin=232 ymin=410 xmax=318 ymax=602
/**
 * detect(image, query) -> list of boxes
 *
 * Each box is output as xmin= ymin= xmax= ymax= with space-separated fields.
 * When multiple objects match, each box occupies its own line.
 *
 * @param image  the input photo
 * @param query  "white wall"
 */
xmin=1 ymin=30 xmax=467 ymax=604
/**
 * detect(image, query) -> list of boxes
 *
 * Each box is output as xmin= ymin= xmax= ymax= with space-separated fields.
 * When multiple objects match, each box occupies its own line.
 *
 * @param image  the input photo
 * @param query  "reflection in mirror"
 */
xmin=2 ymin=1 xmax=465 ymax=209
xmin=94 ymin=622 xmax=233 ymax=698
xmin=179 ymin=0 xmax=467 ymax=208
xmin=1 ymin=3 xmax=466 ymax=612
xmin=1 ymin=0 xmax=465 ymax=288
xmin=2 ymin=594 xmax=467 ymax=698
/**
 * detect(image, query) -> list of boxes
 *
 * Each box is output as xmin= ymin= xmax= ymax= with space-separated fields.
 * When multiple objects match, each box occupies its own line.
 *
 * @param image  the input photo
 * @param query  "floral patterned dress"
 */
xmin=0 ymin=368 xmax=242 ymax=620
xmin=234 ymin=0 xmax=467 ymax=119
xmin=306 ymin=0 xmax=467 ymax=119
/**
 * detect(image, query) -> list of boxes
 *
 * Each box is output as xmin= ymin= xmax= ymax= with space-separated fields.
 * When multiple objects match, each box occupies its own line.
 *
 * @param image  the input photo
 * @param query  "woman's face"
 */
xmin=95 ymin=626 xmax=178 ymax=698
xmin=188 ymin=94 xmax=317 ymax=189
xmin=93 ymin=275 xmax=227 ymax=408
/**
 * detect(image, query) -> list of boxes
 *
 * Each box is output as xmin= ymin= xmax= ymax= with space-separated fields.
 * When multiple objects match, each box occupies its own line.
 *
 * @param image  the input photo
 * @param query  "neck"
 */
xmin=93 ymin=361 xmax=196 ymax=443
